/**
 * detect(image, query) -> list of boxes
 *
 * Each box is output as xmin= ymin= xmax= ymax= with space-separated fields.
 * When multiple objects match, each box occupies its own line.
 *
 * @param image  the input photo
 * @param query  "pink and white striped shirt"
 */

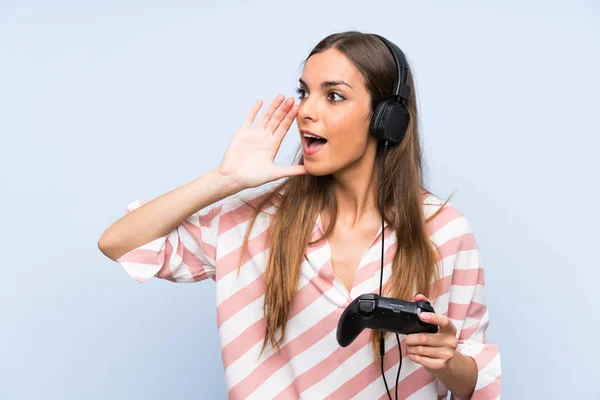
xmin=116 ymin=190 xmax=501 ymax=399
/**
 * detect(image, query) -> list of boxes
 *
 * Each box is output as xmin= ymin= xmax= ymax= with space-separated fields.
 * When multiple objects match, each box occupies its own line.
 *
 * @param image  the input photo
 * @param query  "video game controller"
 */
xmin=336 ymin=293 xmax=438 ymax=347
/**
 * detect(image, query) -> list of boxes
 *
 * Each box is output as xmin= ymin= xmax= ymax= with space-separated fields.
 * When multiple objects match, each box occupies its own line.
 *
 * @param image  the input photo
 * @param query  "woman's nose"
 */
xmin=297 ymin=96 xmax=318 ymax=122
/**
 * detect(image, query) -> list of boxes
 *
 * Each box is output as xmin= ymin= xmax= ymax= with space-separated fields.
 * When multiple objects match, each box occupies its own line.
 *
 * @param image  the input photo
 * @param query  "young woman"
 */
xmin=99 ymin=31 xmax=501 ymax=399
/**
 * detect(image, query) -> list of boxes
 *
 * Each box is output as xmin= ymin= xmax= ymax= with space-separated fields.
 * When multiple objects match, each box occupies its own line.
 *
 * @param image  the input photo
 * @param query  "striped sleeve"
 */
xmin=116 ymin=199 xmax=223 ymax=283
xmin=448 ymin=218 xmax=501 ymax=400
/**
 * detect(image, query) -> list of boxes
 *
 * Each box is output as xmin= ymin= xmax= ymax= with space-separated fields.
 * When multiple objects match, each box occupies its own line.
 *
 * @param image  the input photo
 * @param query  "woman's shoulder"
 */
xmin=421 ymin=190 xmax=474 ymax=241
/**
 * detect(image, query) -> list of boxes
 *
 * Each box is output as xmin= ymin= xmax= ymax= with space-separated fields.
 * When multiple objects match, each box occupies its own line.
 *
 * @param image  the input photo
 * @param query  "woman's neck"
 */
xmin=330 ymin=153 xmax=380 ymax=229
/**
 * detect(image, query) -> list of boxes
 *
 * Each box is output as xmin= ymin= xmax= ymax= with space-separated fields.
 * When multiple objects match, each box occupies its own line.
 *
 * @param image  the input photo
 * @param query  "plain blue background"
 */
xmin=1 ymin=1 xmax=598 ymax=399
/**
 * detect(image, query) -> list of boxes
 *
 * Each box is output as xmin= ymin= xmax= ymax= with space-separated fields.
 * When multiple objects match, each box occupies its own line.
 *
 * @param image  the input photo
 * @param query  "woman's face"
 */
xmin=295 ymin=48 xmax=375 ymax=176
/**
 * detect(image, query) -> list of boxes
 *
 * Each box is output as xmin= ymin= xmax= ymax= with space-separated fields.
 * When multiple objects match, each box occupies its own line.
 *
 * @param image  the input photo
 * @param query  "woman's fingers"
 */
xmin=406 ymin=344 xmax=455 ymax=359
xmin=242 ymin=100 xmax=264 ymax=129
xmin=407 ymin=354 xmax=448 ymax=372
xmin=406 ymin=332 xmax=445 ymax=347
xmin=414 ymin=293 xmax=431 ymax=303
xmin=266 ymin=97 xmax=295 ymax=133
xmin=273 ymin=103 xmax=299 ymax=139
xmin=258 ymin=94 xmax=286 ymax=127
xmin=242 ymin=95 xmax=296 ymax=135
xmin=405 ymin=332 xmax=457 ymax=351
xmin=270 ymin=164 xmax=308 ymax=180
xmin=420 ymin=312 xmax=457 ymax=335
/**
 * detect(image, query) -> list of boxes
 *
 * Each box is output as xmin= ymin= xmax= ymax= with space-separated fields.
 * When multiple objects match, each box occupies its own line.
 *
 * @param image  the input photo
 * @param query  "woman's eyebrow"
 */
xmin=298 ymin=78 xmax=353 ymax=90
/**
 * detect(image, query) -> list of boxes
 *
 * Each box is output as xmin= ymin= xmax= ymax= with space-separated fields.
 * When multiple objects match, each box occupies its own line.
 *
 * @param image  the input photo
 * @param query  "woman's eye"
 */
xmin=328 ymin=92 xmax=345 ymax=103
xmin=295 ymin=87 xmax=306 ymax=100
xmin=294 ymin=87 xmax=345 ymax=103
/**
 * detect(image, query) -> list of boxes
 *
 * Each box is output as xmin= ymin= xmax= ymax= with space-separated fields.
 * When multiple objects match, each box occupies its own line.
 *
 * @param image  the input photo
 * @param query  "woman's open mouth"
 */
xmin=302 ymin=136 xmax=327 ymax=155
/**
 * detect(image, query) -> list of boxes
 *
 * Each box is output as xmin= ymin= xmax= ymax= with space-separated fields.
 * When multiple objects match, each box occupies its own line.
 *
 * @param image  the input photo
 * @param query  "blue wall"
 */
xmin=1 ymin=1 xmax=598 ymax=398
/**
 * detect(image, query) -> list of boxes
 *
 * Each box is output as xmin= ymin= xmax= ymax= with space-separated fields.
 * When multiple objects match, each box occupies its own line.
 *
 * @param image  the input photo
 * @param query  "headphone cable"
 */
xmin=380 ymin=139 xmax=390 ymax=399
xmin=379 ymin=140 xmax=403 ymax=400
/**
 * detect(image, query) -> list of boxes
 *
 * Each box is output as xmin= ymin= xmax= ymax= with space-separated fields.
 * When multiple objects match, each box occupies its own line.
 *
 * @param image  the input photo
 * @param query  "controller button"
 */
xmin=358 ymin=300 xmax=376 ymax=314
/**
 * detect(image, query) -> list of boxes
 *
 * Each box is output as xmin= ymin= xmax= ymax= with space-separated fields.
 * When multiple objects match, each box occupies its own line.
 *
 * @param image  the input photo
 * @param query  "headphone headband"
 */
xmin=372 ymin=34 xmax=411 ymax=105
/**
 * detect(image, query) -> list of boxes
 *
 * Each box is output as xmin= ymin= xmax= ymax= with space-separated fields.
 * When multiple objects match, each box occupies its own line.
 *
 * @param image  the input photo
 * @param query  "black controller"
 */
xmin=336 ymin=293 xmax=438 ymax=347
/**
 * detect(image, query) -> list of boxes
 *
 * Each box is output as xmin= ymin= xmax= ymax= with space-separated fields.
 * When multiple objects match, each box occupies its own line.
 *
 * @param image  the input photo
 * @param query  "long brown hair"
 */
xmin=238 ymin=31 xmax=452 ymax=358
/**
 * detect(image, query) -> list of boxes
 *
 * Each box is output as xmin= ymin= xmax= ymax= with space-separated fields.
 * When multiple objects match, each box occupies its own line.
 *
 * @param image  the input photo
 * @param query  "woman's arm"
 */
xmin=406 ymin=306 xmax=478 ymax=399
xmin=407 ymin=209 xmax=501 ymax=399
xmin=437 ymin=351 xmax=478 ymax=398
xmin=98 ymin=167 xmax=242 ymax=262
xmin=99 ymin=95 xmax=307 ymax=262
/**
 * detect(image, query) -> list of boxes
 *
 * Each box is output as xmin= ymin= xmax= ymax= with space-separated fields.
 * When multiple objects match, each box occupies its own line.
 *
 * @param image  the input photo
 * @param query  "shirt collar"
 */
xmin=316 ymin=213 xmax=390 ymax=236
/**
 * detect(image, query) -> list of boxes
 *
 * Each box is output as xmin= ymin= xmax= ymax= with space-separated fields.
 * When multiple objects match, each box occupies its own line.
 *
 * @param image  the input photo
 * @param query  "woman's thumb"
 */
xmin=414 ymin=293 xmax=431 ymax=303
xmin=272 ymin=165 xmax=308 ymax=180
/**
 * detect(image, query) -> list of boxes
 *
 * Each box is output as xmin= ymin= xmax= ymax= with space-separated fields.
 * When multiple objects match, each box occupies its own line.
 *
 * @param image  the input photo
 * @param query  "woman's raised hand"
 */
xmin=218 ymin=94 xmax=308 ymax=190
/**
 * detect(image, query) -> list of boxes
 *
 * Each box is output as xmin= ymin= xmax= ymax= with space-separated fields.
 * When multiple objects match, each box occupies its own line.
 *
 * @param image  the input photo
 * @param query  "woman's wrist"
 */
xmin=213 ymin=166 xmax=248 ymax=195
xmin=435 ymin=350 xmax=478 ymax=399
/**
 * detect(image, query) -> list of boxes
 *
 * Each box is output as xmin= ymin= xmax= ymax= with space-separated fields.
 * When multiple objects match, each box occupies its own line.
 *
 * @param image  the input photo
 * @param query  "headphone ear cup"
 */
xmin=369 ymin=101 xmax=387 ymax=141
xmin=370 ymin=100 xmax=410 ymax=144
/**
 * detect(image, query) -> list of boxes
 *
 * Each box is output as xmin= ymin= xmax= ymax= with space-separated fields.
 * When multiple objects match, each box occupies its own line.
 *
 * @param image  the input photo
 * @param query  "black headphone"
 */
xmin=369 ymin=34 xmax=411 ymax=145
